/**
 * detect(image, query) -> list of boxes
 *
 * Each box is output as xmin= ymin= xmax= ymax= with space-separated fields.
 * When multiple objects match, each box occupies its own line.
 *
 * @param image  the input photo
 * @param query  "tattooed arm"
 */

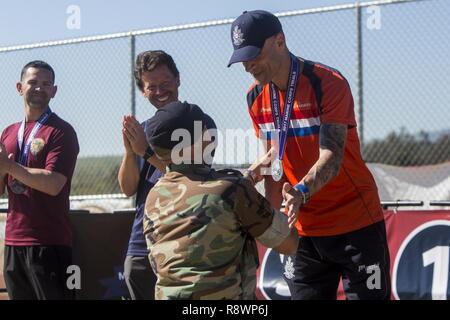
xmin=302 ymin=123 xmax=347 ymax=194
xmin=283 ymin=123 xmax=347 ymax=227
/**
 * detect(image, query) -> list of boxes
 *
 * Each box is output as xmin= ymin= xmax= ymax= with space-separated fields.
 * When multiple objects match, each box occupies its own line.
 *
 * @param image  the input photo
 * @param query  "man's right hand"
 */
xmin=0 ymin=142 xmax=13 ymax=176
xmin=122 ymin=117 xmax=134 ymax=154
xmin=123 ymin=115 xmax=148 ymax=156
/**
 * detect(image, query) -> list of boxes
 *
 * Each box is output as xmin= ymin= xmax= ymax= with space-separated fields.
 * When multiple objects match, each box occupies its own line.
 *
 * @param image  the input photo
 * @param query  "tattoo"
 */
xmin=303 ymin=123 xmax=347 ymax=194
xmin=320 ymin=123 xmax=346 ymax=172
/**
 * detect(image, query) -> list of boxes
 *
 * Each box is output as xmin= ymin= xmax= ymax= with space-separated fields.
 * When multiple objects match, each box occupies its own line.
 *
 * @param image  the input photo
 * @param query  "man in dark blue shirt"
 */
xmin=118 ymin=50 xmax=216 ymax=299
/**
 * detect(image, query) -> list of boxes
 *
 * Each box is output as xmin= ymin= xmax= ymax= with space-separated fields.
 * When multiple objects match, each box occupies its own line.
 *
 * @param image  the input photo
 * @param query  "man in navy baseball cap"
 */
xmin=227 ymin=10 xmax=282 ymax=67
xmin=227 ymin=8 xmax=392 ymax=302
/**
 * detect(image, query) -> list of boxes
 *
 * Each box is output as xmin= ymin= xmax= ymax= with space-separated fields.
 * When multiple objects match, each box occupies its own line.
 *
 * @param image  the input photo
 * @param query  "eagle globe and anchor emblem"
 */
xmin=232 ymin=26 xmax=245 ymax=46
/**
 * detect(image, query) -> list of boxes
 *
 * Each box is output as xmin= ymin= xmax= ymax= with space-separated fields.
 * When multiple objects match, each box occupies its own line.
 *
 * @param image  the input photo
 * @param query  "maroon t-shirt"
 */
xmin=1 ymin=113 xmax=79 ymax=247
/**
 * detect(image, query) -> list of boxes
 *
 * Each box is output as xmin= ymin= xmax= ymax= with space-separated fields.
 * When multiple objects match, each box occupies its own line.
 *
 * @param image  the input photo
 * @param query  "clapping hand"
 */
xmin=0 ymin=142 xmax=13 ymax=176
xmin=122 ymin=115 xmax=148 ymax=156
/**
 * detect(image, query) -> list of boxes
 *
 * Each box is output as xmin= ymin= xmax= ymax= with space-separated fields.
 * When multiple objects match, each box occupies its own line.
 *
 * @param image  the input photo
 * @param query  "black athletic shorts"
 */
xmin=283 ymin=220 xmax=391 ymax=300
xmin=3 ymin=245 xmax=73 ymax=300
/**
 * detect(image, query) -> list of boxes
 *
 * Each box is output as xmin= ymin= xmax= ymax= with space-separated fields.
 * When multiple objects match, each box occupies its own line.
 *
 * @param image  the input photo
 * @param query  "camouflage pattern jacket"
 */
xmin=144 ymin=164 xmax=286 ymax=300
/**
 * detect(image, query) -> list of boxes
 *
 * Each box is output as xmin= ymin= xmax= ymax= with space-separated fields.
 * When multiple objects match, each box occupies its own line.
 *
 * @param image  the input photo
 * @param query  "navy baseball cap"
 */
xmin=227 ymin=10 xmax=282 ymax=67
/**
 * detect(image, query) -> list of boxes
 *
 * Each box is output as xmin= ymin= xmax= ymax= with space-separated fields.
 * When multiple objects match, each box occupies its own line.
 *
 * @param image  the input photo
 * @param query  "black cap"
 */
xmin=227 ymin=10 xmax=282 ymax=67
xmin=146 ymin=101 xmax=206 ymax=150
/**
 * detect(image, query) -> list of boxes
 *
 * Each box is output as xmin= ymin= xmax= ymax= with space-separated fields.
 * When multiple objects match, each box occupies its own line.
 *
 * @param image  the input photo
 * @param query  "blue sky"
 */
xmin=0 ymin=0 xmax=352 ymax=46
xmin=0 ymin=0 xmax=449 ymax=162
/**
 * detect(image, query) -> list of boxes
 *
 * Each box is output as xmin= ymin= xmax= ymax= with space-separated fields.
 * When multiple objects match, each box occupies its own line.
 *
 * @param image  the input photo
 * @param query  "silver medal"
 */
xmin=10 ymin=179 xmax=27 ymax=194
xmin=271 ymin=159 xmax=284 ymax=182
xmin=269 ymin=55 xmax=299 ymax=184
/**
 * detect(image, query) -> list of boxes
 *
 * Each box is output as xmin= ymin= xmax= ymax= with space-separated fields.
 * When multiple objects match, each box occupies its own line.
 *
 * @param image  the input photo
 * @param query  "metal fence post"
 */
xmin=356 ymin=0 xmax=364 ymax=149
xmin=130 ymin=34 xmax=136 ymax=117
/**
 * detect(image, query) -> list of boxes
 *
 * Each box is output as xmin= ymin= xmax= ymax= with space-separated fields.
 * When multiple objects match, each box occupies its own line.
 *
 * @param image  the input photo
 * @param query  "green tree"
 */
xmin=363 ymin=128 xmax=450 ymax=166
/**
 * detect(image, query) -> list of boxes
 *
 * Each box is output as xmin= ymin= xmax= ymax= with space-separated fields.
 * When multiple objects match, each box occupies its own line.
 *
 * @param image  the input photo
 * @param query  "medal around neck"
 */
xmin=10 ymin=179 xmax=27 ymax=194
xmin=271 ymin=159 xmax=284 ymax=182
xmin=268 ymin=55 xmax=299 ymax=184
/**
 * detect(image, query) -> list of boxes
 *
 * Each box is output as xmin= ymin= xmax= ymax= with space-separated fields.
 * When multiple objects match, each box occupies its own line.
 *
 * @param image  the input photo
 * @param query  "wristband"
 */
xmin=294 ymin=182 xmax=310 ymax=204
xmin=143 ymin=146 xmax=155 ymax=161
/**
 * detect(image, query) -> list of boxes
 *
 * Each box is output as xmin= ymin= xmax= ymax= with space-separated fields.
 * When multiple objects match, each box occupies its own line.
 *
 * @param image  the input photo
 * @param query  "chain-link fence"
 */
xmin=0 ymin=0 xmax=449 ymax=200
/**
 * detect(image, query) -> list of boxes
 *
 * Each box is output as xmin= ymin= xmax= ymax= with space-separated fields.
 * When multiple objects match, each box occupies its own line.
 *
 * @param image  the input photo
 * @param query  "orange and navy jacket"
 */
xmin=247 ymin=57 xmax=384 ymax=236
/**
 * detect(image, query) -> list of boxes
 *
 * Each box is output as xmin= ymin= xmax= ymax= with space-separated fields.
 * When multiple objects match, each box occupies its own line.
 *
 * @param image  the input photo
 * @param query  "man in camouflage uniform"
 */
xmin=143 ymin=101 xmax=298 ymax=300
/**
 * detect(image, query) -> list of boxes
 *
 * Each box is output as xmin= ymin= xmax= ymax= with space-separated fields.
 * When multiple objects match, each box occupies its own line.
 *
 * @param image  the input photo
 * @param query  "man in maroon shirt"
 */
xmin=0 ymin=61 xmax=79 ymax=300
